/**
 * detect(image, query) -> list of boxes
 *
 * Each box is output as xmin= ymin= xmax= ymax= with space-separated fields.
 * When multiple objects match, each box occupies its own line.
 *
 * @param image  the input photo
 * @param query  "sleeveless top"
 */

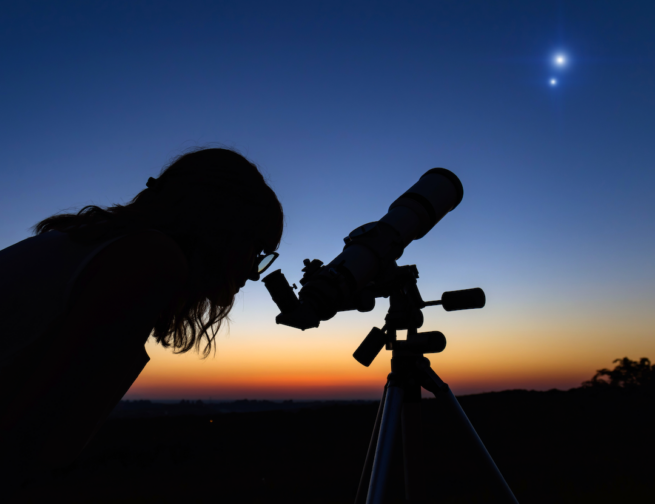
xmin=0 ymin=230 xmax=129 ymax=368
xmin=0 ymin=230 xmax=153 ymax=492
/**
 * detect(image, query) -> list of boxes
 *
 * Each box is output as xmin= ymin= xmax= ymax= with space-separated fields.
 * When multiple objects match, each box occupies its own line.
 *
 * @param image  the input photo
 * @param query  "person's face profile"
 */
xmin=205 ymin=238 xmax=261 ymax=304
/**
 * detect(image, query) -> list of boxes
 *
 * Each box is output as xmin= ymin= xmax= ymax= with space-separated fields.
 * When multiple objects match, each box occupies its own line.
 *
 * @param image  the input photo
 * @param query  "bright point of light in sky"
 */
xmin=555 ymin=54 xmax=566 ymax=66
xmin=550 ymin=78 xmax=557 ymax=86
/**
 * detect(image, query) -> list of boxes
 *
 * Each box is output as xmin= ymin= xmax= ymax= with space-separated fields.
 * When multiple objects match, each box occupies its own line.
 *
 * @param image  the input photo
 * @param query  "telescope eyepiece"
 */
xmin=262 ymin=269 xmax=300 ymax=314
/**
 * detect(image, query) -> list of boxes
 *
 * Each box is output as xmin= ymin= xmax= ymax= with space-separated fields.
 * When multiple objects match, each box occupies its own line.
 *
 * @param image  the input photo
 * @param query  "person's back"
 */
xmin=0 ymin=148 xmax=284 ymax=498
xmin=0 ymin=229 xmax=131 ymax=369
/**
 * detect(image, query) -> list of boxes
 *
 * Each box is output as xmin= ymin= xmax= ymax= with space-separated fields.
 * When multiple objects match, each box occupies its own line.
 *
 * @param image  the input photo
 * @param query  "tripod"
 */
xmin=352 ymin=266 xmax=519 ymax=504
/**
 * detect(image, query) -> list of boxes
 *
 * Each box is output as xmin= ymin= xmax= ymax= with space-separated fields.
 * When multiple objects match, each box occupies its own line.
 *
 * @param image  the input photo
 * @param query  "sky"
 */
xmin=2 ymin=1 xmax=654 ymax=399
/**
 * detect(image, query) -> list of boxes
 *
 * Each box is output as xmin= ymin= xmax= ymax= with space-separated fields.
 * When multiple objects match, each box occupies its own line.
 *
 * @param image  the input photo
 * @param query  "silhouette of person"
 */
xmin=0 ymin=148 xmax=284 ymax=497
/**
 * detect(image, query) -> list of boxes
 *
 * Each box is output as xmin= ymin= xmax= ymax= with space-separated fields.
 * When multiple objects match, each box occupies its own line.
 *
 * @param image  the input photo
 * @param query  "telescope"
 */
xmin=261 ymin=168 xmax=519 ymax=504
xmin=263 ymin=168 xmax=481 ymax=331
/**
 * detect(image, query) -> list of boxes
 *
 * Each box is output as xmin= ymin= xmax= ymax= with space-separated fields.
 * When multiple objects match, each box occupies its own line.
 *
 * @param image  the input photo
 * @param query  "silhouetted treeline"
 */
xmin=582 ymin=356 xmax=655 ymax=390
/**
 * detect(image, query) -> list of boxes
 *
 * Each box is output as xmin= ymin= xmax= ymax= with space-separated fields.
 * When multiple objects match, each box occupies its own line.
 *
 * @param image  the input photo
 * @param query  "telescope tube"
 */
xmin=322 ymin=168 xmax=463 ymax=293
xmin=273 ymin=168 xmax=463 ymax=329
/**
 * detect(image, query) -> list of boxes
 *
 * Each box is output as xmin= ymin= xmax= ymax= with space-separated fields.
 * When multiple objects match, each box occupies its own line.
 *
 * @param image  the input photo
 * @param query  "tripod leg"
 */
xmin=401 ymin=383 xmax=425 ymax=503
xmin=354 ymin=384 xmax=388 ymax=504
xmin=366 ymin=376 xmax=404 ymax=504
xmin=418 ymin=360 xmax=519 ymax=504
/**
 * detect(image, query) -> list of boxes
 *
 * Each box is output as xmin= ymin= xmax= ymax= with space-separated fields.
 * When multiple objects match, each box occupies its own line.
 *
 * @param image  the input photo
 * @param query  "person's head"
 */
xmin=139 ymin=148 xmax=283 ymax=299
xmin=35 ymin=147 xmax=284 ymax=357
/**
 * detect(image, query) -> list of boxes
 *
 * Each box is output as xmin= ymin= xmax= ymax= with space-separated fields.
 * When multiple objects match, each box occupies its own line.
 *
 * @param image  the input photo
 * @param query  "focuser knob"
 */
xmin=300 ymin=259 xmax=324 ymax=286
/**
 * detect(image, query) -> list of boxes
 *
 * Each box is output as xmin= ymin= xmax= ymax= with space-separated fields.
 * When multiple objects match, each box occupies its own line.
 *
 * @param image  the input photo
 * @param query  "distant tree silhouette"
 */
xmin=583 ymin=357 xmax=654 ymax=390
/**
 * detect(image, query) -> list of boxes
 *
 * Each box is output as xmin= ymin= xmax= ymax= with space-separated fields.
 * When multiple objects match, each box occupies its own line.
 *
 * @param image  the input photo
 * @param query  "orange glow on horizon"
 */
xmin=124 ymin=299 xmax=655 ymax=401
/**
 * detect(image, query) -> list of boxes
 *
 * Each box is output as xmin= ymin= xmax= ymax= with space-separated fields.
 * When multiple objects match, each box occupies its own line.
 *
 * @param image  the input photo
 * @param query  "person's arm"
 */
xmin=3 ymin=230 xmax=189 ymax=467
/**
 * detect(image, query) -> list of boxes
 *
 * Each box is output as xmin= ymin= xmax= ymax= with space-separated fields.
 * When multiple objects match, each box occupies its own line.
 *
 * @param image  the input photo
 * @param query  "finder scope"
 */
xmin=264 ymin=168 xmax=464 ymax=330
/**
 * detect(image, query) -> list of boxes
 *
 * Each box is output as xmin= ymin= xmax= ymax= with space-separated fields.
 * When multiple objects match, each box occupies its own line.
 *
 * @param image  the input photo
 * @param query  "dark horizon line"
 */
xmin=123 ymin=386 xmax=584 ymax=403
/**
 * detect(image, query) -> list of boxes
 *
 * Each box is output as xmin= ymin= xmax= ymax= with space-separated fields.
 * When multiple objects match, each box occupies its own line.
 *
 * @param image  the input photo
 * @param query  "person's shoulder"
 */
xmin=81 ymin=229 xmax=189 ymax=289
xmin=67 ymin=229 xmax=189 ymax=313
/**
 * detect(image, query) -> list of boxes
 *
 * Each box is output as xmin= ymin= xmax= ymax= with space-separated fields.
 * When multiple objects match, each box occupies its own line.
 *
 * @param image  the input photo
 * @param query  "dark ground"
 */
xmin=11 ymin=388 xmax=655 ymax=503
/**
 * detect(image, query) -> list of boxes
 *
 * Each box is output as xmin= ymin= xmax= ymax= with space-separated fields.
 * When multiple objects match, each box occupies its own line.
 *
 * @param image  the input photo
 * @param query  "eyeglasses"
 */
xmin=248 ymin=252 xmax=279 ymax=281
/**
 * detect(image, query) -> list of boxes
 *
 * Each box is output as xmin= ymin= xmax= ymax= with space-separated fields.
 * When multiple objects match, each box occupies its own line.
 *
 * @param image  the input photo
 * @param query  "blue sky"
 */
xmin=2 ymin=1 xmax=654 ymax=396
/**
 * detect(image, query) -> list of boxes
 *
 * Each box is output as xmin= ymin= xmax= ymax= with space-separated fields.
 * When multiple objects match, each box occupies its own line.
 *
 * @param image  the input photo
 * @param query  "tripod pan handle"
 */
xmin=441 ymin=288 xmax=486 ymax=311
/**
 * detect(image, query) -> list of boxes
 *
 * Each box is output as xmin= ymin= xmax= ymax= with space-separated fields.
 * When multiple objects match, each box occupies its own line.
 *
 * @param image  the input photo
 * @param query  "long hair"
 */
xmin=34 ymin=148 xmax=284 ymax=357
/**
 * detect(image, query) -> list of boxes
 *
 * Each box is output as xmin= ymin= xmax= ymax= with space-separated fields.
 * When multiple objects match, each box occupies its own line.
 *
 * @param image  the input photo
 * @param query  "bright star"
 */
xmin=555 ymin=54 xmax=566 ymax=66
xmin=550 ymin=78 xmax=557 ymax=86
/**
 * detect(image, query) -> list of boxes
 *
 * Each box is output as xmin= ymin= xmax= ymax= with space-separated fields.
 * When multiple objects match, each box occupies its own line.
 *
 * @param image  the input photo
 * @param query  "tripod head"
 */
xmin=350 ymin=261 xmax=485 ymax=366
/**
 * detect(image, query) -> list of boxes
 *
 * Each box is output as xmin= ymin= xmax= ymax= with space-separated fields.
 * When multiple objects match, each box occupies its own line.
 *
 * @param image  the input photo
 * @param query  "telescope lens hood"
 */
xmin=386 ymin=167 xmax=464 ymax=241
xmin=421 ymin=168 xmax=464 ymax=210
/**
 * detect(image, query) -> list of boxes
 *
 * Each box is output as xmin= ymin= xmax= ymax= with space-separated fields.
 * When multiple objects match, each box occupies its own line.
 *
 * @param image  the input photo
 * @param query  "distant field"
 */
xmin=11 ymin=388 xmax=655 ymax=503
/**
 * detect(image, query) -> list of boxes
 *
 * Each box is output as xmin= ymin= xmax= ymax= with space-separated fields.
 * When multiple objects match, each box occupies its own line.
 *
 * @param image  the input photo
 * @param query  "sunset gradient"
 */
xmin=2 ymin=1 xmax=654 ymax=400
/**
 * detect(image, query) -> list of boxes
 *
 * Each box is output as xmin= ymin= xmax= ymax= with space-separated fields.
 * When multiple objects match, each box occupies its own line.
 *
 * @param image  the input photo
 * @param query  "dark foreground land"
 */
xmin=12 ymin=388 xmax=655 ymax=504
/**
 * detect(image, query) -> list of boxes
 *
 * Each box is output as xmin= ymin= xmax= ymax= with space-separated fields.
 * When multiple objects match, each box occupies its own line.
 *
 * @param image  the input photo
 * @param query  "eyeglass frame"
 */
xmin=248 ymin=251 xmax=279 ymax=281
